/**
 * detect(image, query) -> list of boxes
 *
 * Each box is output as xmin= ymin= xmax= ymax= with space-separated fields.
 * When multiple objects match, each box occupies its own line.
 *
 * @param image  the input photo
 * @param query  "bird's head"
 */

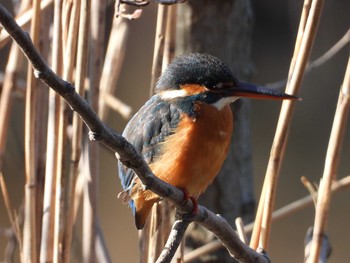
xmin=155 ymin=53 xmax=296 ymax=110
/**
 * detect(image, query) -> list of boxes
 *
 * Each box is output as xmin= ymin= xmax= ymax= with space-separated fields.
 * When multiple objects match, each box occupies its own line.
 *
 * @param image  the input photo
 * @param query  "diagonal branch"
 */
xmin=0 ymin=5 xmax=267 ymax=263
xmin=156 ymin=218 xmax=190 ymax=263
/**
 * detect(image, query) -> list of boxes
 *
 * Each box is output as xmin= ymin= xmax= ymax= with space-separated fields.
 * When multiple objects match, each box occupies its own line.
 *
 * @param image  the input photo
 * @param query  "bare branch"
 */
xmin=0 ymin=0 xmax=53 ymax=48
xmin=185 ymin=175 xmax=350 ymax=262
xmin=193 ymin=207 xmax=269 ymax=263
xmin=0 ymin=5 xmax=268 ymax=263
xmin=156 ymin=219 xmax=190 ymax=263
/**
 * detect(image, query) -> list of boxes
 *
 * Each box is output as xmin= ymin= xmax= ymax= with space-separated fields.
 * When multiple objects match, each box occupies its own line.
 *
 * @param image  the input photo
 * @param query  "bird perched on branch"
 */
xmin=118 ymin=53 xmax=296 ymax=229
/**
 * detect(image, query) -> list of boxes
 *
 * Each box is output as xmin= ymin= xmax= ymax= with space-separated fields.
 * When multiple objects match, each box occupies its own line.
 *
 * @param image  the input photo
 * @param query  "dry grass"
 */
xmin=0 ymin=1 xmax=349 ymax=262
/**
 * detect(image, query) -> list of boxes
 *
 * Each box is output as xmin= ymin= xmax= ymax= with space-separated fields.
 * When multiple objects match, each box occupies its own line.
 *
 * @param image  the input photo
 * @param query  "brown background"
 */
xmin=0 ymin=0 xmax=349 ymax=262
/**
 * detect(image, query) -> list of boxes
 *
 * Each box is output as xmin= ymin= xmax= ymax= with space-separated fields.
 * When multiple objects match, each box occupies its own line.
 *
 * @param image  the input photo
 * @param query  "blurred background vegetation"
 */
xmin=0 ymin=0 xmax=349 ymax=262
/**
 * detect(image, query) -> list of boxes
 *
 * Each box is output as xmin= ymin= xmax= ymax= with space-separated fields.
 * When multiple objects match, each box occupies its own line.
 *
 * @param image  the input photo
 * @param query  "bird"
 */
xmin=118 ymin=53 xmax=296 ymax=230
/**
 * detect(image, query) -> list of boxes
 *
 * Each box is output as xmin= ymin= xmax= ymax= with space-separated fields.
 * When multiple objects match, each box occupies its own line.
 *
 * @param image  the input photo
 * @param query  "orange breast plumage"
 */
xmin=149 ymin=103 xmax=233 ymax=197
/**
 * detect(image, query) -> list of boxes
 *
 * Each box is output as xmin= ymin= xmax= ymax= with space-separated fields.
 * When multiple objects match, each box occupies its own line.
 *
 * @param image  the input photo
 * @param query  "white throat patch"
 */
xmin=159 ymin=89 xmax=188 ymax=100
xmin=212 ymin=97 xmax=238 ymax=110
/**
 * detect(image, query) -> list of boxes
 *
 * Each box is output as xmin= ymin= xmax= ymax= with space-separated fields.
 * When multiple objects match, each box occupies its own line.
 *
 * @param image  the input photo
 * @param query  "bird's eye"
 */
xmin=213 ymin=81 xmax=235 ymax=90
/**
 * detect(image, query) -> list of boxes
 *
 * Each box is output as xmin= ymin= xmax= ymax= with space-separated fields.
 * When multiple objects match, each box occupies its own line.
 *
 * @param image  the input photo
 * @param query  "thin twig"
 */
xmin=307 ymin=54 xmax=350 ymax=263
xmin=23 ymin=0 xmax=42 ymax=261
xmin=149 ymin=4 xmax=168 ymax=95
xmin=53 ymin=0 xmax=81 ymax=261
xmin=161 ymin=4 xmax=177 ymax=72
xmin=96 ymin=220 xmax=112 ymax=263
xmin=99 ymin=13 xmax=130 ymax=121
xmin=82 ymin=0 xmax=106 ymax=261
xmin=300 ymin=176 xmax=318 ymax=208
xmin=0 ymin=5 xmax=269 ymax=262
xmin=100 ymin=92 xmax=132 ymax=120
xmin=0 ymin=226 xmax=18 ymax=263
xmin=255 ymin=0 xmax=324 ymax=250
xmin=185 ymin=175 xmax=350 ymax=262
xmin=266 ymin=28 xmax=350 ymax=90
xmin=193 ymin=207 xmax=269 ymax=263
xmin=304 ymin=227 xmax=331 ymax=263
xmin=249 ymin=0 xmax=313 ymax=248
xmin=40 ymin=0 xmax=62 ymax=261
xmin=0 ymin=25 xmax=26 ymax=171
xmin=144 ymin=5 xmax=172 ymax=260
xmin=63 ymin=0 xmax=90 ymax=262
xmin=156 ymin=219 xmax=190 ymax=263
xmin=34 ymin=8 xmax=51 ymax=263
xmin=235 ymin=217 xmax=248 ymax=244
xmin=0 ymin=173 xmax=23 ymax=259
xmin=0 ymin=0 xmax=53 ymax=48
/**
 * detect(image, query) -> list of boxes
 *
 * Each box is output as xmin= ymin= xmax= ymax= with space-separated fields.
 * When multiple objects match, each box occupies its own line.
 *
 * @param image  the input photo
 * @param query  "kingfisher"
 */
xmin=118 ymin=53 xmax=296 ymax=229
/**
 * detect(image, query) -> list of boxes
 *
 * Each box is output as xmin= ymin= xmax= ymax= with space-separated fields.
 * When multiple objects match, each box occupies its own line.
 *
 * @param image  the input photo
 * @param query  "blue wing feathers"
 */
xmin=117 ymin=95 xmax=182 ymax=213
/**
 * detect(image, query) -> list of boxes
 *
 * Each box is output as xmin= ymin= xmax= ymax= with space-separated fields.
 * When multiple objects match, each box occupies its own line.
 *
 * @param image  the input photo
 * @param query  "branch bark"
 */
xmin=0 ymin=4 xmax=267 ymax=263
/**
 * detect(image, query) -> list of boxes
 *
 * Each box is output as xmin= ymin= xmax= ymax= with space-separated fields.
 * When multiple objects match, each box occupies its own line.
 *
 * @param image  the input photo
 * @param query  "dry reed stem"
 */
xmin=249 ymin=0 xmax=312 ymax=248
xmin=147 ymin=6 xmax=179 ymax=261
xmin=0 ymin=5 xmax=272 ymax=262
xmin=161 ymin=5 xmax=177 ymax=72
xmin=306 ymin=28 xmax=350 ymax=71
xmin=149 ymin=4 xmax=168 ymax=95
xmin=140 ymin=215 xmax=152 ymax=263
xmin=34 ymin=8 xmax=51 ymax=261
xmin=185 ymin=175 xmax=350 ymax=262
xmin=142 ymin=5 xmax=169 ymax=260
xmin=267 ymin=28 xmax=350 ymax=90
xmin=255 ymin=0 xmax=324 ymax=250
xmin=83 ymin=0 xmax=106 ymax=261
xmin=53 ymin=1 xmax=81 ymax=262
xmin=23 ymin=0 xmax=42 ymax=261
xmin=307 ymin=54 xmax=350 ymax=263
xmin=96 ymin=221 xmax=112 ymax=263
xmin=287 ymin=0 xmax=312 ymax=80
xmin=0 ymin=35 xmax=25 ymax=171
xmin=100 ymin=92 xmax=132 ymax=119
xmin=0 ymin=172 xmax=23 ymax=261
xmin=235 ymin=217 xmax=248 ymax=245
xmin=40 ymin=0 xmax=63 ymax=261
xmin=148 ymin=203 xmax=166 ymax=262
xmin=99 ymin=12 xmax=130 ymax=121
xmin=155 ymin=219 xmax=190 ymax=263
xmin=62 ymin=0 xmax=90 ymax=262
xmin=0 ymin=0 xmax=53 ymax=48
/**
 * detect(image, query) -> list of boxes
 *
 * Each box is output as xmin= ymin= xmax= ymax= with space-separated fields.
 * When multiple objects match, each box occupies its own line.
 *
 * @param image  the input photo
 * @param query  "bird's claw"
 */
xmin=177 ymin=187 xmax=198 ymax=219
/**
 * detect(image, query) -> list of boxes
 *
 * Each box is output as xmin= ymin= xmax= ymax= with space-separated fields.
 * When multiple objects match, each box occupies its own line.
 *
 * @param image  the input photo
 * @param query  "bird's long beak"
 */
xmin=230 ymin=81 xmax=298 ymax=100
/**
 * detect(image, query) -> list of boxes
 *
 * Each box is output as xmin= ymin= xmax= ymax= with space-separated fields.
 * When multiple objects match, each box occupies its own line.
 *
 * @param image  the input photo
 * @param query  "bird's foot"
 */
xmin=178 ymin=187 xmax=198 ymax=219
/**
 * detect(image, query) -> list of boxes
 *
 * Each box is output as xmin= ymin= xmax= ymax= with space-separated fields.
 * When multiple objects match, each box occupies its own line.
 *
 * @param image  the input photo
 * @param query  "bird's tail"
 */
xmin=134 ymin=190 xmax=159 ymax=230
